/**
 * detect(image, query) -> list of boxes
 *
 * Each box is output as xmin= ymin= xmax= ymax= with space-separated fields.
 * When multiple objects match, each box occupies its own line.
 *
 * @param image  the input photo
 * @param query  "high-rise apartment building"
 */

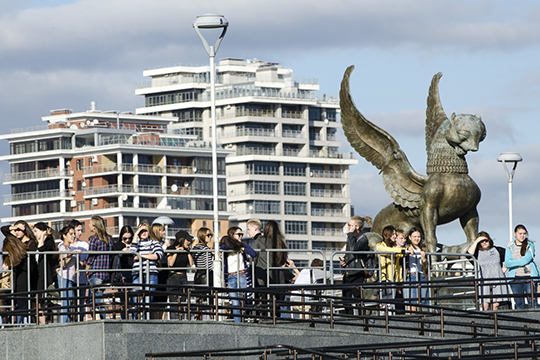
xmin=0 ymin=105 xmax=231 ymax=239
xmin=135 ymin=58 xmax=357 ymax=262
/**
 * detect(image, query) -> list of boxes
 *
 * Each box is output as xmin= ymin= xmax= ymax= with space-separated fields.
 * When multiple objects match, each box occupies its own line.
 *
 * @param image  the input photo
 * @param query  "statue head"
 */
xmin=445 ymin=113 xmax=486 ymax=156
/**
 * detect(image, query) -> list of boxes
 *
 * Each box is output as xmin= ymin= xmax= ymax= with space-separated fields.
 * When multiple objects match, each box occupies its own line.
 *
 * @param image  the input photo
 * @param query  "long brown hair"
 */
xmin=149 ymin=223 xmax=165 ymax=242
xmin=34 ymin=222 xmax=59 ymax=263
xmin=2 ymin=233 xmax=27 ymax=267
xmin=263 ymin=220 xmax=287 ymax=265
xmin=382 ymin=225 xmax=396 ymax=247
xmin=195 ymin=227 xmax=212 ymax=247
xmin=477 ymin=231 xmax=494 ymax=251
xmin=91 ymin=216 xmax=110 ymax=244
xmin=407 ymin=227 xmax=426 ymax=251
xmin=515 ymin=224 xmax=529 ymax=257
xmin=14 ymin=220 xmax=37 ymax=242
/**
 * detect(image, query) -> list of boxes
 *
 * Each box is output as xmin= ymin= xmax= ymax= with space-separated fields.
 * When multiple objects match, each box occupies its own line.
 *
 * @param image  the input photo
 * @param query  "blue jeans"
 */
xmin=227 ymin=272 xmax=247 ymax=322
xmin=510 ymin=278 xmax=539 ymax=309
xmin=132 ymin=273 xmax=158 ymax=318
xmin=88 ymin=276 xmax=105 ymax=319
xmin=57 ymin=275 xmax=74 ymax=323
xmin=404 ymin=273 xmax=429 ymax=306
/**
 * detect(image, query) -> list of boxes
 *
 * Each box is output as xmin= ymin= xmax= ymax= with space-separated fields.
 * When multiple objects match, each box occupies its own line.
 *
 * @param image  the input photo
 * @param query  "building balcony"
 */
xmin=310 ymin=189 xmax=346 ymax=198
xmin=311 ymin=209 xmax=346 ymax=217
xmin=4 ymin=189 xmax=70 ymax=203
xmin=84 ymin=184 xmax=223 ymax=197
xmin=282 ymin=148 xmax=301 ymax=157
xmin=282 ymin=110 xmax=303 ymax=119
xmin=309 ymin=151 xmax=352 ymax=159
xmin=236 ymin=147 xmax=276 ymax=156
xmin=309 ymin=170 xmax=346 ymax=179
xmin=235 ymin=128 xmax=276 ymax=137
xmin=4 ymin=168 xmax=69 ymax=183
xmin=282 ymin=130 xmax=304 ymax=138
xmin=83 ymin=164 xmax=134 ymax=176
xmin=311 ymin=228 xmax=344 ymax=237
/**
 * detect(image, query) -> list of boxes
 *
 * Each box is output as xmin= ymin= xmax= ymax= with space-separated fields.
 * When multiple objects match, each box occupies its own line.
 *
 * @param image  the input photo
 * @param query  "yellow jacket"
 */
xmin=376 ymin=242 xmax=405 ymax=282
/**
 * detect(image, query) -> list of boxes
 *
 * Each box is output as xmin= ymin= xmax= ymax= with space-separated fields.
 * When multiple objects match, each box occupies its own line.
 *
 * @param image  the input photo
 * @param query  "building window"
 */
xmin=308 ymin=107 xmax=321 ymax=121
xmin=286 ymin=239 xmax=308 ymax=248
xmin=246 ymin=161 xmax=279 ymax=176
xmin=247 ymin=181 xmax=280 ymax=195
xmin=172 ymin=109 xmax=203 ymax=123
xmin=77 ymin=201 xmax=85 ymax=211
xmin=284 ymin=182 xmax=306 ymax=196
xmin=77 ymin=180 xmax=83 ymax=192
xmin=284 ymin=201 xmax=307 ymax=215
xmin=285 ymin=221 xmax=308 ymax=235
xmin=326 ymin=108 xmax=337 ymax=122
xmin=76 ymin=159 xmax=84 ymax=171
xmin=248 ymin=200 xmax=280 ymax=214
xmin=283 ymin=163 xmax=305 ymax=177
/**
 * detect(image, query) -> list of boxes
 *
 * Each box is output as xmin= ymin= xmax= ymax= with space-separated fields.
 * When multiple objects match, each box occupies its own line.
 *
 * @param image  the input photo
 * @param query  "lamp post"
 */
xmin=193 ymin=14 xmax=229 ymax=288
xmin=497 ymin=152 xmax=522 ymax=243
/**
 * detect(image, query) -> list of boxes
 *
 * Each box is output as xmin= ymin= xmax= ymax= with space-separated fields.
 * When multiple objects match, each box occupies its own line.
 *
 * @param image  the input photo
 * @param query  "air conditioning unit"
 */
xmin=70 ymin=190 xmax=76 ymax=196
xmin=92 ymin=198 xmax=98 ymax=206
xmin=67 ymin=179 xmax=74 ymax=188
xmin=92 ymin=155 xmax=99 ymax=163
xmin=70 ymin=200 xmax=76 ymax=208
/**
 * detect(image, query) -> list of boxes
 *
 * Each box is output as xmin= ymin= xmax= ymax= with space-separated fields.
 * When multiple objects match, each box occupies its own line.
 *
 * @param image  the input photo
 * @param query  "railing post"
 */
xmin=440 ymin=309 xmax=444 ymax=337
xmin=272 ymin=295 xmax=276 ymax=325
xmin=187 ymin=289 xmax=191 ymax=321
xmin=530 ymin=277 xmax=535 ymax=308
xmin=124 ymin=287 xmax=128 ymax=320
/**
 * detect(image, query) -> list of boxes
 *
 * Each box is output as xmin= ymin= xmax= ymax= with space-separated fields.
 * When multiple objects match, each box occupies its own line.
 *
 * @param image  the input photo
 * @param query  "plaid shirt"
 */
xmin=86 ymin=235 xmax=113 ymax=281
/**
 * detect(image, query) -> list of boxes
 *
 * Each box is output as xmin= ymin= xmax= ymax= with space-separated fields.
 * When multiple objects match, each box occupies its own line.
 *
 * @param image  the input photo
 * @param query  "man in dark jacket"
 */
xmin=340 ymin=216 xmax=370 ymax=313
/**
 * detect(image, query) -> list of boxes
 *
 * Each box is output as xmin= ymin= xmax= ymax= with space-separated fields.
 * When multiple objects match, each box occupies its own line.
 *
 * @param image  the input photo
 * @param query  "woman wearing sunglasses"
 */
xmin=220 ymin=227 xmax=256 ymax=322
xmin=468 ymin=231 xmax=509 ymax=310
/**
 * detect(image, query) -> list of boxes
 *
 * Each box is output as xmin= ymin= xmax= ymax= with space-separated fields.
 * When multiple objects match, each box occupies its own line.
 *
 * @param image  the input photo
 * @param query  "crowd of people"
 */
xmin=341 ymin=216 xmax=540 ymax=312
xmin=0 ymin=215 xmax=539 ymax=325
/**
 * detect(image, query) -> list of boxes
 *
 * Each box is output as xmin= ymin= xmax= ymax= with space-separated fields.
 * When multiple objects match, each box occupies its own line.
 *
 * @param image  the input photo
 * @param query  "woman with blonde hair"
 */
xmin=86 ymin=216 xmax=114 ymax=318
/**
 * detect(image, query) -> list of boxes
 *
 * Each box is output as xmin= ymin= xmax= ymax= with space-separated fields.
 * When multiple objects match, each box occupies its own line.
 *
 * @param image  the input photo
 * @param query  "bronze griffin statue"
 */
xmin=340 ymin=66 xmax=486 ymax=252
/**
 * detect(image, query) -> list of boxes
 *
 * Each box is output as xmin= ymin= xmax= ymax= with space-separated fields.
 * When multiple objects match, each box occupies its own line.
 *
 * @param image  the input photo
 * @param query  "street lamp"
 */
xmin=193 ymin=14 xmax=229 ymax=288
xmin=497 ymin=152 xmax=522 ymax=243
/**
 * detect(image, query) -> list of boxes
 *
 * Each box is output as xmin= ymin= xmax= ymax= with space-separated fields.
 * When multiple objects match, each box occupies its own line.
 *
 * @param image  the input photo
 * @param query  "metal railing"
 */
xmin=4 ymin=168 xmax=68 ymax=182
xmin=1 ymin=248 xmax=538 ymax=328
xmin=4 ymin=189 xmax=70 ymax=202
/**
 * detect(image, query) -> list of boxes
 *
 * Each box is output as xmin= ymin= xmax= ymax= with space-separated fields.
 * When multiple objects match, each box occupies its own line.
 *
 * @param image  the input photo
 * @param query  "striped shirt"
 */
xmin=193 ymin=244 xmax=213 ymax=270
xmin=129 ymin=239 xmax=163 ymax=275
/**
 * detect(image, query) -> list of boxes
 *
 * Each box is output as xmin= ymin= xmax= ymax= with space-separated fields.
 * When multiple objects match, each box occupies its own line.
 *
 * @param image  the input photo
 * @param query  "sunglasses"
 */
xmin=122 ymin=237 xmax=132 ymax=241
xmin=139 ymin=229 xmax=148 ymax=234
xmin=206 ymin=234 xmax=213 ymax=238
xmin=13 ymin=229 xmax=23 ymax=232
xmin=235 ymin=233 xmax=244 ymax=237
xmin=480 ymin=239 xmax=489 ymax=244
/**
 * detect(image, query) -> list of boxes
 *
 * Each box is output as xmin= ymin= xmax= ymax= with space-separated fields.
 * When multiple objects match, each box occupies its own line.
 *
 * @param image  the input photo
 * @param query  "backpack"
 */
xmin=360 ymin=250 xmax=378 ymax=281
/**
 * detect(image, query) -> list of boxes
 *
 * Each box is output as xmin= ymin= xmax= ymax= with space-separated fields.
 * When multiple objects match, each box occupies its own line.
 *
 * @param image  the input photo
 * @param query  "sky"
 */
xmin=0 ymin=0 xmax=539 ymax=248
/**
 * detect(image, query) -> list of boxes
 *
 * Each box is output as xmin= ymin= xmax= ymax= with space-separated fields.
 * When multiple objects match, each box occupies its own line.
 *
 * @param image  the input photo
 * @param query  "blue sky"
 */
xmin=1 ymin=0 xmax=540 ymax=247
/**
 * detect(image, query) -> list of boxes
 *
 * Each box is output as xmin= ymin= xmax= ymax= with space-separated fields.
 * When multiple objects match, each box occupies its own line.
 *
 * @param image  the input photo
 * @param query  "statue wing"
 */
xmin=425 ymin=72 xmax=447 ymax=152
xmin=340 ymin=66 xmax=427 ymax=209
